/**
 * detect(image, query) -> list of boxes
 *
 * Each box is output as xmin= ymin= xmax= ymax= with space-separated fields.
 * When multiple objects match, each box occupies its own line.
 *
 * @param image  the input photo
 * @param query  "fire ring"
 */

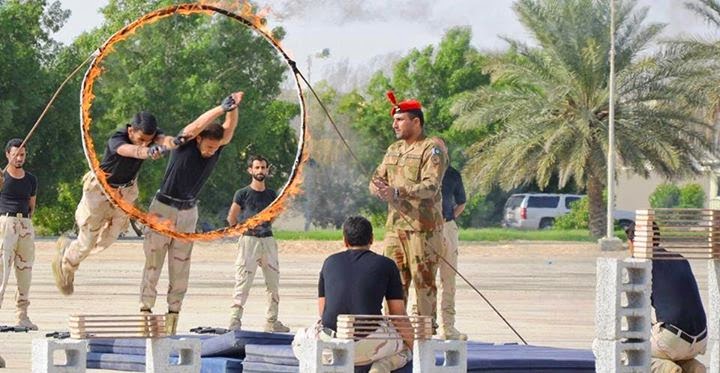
xmin=79 ymin=3 xmax=308 ymax=241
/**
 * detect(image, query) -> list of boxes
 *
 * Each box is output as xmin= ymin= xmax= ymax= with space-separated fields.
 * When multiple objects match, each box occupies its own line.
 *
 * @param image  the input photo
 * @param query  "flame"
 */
xmin=80 ymin=2 xmax=308 ymax=241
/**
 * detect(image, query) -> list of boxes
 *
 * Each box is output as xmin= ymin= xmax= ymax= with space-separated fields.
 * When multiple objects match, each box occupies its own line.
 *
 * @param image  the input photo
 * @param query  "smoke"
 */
xmin=269 ymin=0 xmax=435 ymax=24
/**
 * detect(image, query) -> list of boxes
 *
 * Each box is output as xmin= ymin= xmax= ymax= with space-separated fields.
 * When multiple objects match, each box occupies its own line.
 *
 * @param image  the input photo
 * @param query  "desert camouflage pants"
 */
xmin=438 ymin=220 xmax=459 ymax=328
xmin=384 ymin=229 xmax=441 ymax=318
xmin=0 ymin=215 xmax=35 ymax=317
xmin=63 ymin=172 xmax=138 ymax=274
xmin=650 ymin=323 xmax=707 ymax=373
xmin=292 ymin=321 xmax=410 ymax=369
xmin=231 ymin=235 xmax=281 ymax=323
xmin=139 ymin=198 xmax=197 ymax=313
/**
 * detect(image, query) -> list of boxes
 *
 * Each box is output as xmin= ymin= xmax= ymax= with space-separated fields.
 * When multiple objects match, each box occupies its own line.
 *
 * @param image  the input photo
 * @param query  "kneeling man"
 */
xmin=293 ymin=216 xmax=412 ymax=373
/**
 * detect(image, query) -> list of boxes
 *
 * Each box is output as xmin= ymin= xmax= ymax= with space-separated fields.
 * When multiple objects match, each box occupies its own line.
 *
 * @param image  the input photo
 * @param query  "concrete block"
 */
xmin=592 ymin=339 xmax=650 ymax=373
xmin=412 ymin=339 xmax=467 ymax=373
xmin=32 ymin=339 xmax=87 ymax=373
xmin=296 ymin=338 xmax=353 ymax=373
xmin=710 ymin=261 xmax=720 ymax=342
xmin=598 ymin=236 xmax=624 ymax=251
xmin=595 ymin=258 xmax=652 ymax=340
xmin=710 ymin=339 xmax=719 ymax=373
xmin=146 ymin=338 xmax=201 ymax=373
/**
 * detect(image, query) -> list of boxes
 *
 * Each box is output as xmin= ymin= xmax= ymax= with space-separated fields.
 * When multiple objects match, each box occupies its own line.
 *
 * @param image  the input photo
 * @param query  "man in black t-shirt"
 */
xmin=53 ymin=112 xmax=173 ymax=296
xmin=226 ymin=155 xmax=289 ymax=332
xmin=140 ymin=91 xmax=243 ymax=335
xmin=292 ymin=216 xmax=412 ymax=373
xmin=0 ymin=138 xmax=39 ymax=330
xmin=625 ymin=223 xmax=707 ymax=373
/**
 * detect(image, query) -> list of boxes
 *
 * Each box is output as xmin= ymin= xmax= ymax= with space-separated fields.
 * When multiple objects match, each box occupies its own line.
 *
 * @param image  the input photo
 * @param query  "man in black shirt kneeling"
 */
xmin=292 ymin=216 xmax=412 ymax=373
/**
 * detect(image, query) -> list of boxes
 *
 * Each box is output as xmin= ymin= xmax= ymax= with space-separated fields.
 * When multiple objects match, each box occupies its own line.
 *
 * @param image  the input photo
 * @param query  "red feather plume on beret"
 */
xmin=386 ymin=90 xmax=422 ymax=116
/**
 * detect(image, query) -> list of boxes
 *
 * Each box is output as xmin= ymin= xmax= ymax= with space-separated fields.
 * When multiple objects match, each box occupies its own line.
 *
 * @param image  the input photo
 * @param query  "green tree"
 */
xmin=452 ymin=0 xmax=712 ymax=237
xmin=649 ymin=183 xmax=681 ymax=208
xmin=679 ymin=183 xmax=705 ymax=208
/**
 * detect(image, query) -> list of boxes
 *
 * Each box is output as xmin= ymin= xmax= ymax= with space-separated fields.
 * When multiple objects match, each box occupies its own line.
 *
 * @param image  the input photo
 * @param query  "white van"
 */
xmin=501 ymin=193 xmax=635 ymax=229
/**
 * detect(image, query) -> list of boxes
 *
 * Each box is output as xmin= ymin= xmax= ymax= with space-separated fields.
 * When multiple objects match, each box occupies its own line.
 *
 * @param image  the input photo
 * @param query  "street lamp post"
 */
xmin=600 ymin=0 xmax=623 ymax=251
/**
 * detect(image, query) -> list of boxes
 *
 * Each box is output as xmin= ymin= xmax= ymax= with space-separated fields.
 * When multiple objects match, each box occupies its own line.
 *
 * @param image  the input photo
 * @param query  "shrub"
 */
xmin=649 ymin=183 xmax=680 ymax=208
xmin=554 ymin=196 xmax=589 ymax=229
xmin=678 ymin=183 xmax=705 ymax=208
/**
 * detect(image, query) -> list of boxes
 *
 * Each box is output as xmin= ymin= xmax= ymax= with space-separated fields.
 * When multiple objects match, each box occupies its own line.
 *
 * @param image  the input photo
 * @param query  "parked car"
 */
xmin=501 ymin=193 xmax=635 ymax=230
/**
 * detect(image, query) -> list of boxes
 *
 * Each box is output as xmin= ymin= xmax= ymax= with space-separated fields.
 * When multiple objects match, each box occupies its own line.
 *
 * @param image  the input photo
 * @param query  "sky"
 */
xmin=53 ymin=0 xmax=718 ymax=84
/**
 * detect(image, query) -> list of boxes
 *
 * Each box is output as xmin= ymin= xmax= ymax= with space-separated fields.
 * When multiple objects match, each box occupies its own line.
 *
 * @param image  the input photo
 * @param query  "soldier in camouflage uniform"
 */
xmin=52 ymin=112 xmax=172 ymax=296
xmin=139 ymin=91 xmax=243 ymax=335
xmin=370 ymin=91 xmax=447 ymax=322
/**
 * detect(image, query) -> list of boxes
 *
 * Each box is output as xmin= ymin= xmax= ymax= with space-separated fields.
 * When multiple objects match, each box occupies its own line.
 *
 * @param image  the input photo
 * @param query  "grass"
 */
xmin=274 ymin=228 xmax=628 ymax=242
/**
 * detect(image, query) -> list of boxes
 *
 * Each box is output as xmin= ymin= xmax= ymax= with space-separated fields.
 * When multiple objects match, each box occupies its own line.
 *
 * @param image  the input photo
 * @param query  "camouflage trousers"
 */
xmin=231 ymin=235 xmax=281 ymax=323
xmin=0 ymin=215 xmax=35 ymax=318
xmin=384 ymin=230 xmax=441 ymax=318
xmin=139 ymin=198 xmax=197 ymax=313
xmin=438 ymin=220 xmax=459 ymax=329
xmin=63 ymin=172 xmax=138 ymax=274
xmin=292 ymin=321 xmax=410 ymax=368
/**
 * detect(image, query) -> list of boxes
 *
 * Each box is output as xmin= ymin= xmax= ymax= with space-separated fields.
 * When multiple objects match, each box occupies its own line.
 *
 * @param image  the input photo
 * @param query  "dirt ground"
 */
xmin=0 ymin=239 xmax=711 ymax=371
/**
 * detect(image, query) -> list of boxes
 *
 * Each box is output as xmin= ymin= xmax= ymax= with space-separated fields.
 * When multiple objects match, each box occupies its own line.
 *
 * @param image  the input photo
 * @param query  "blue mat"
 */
xmin=87 ymin=352 xmax=244 ymax=372
xmin=241 ymin=342 xmax=594 ymax=373
xmin=88 ymin=334 xmax=213 ymax=356
xmin=201 ymin=330 xmax=294 ymax=358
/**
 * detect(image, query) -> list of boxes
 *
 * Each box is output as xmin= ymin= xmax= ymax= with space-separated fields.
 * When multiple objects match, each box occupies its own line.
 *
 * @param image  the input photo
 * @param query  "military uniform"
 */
xmin=371 ymin=136 xmax=447 ymax=318
xmin=0 ymin=169 xmax=38 ymax=329
xmin=54 ymin=125 xmax=160 ymax=295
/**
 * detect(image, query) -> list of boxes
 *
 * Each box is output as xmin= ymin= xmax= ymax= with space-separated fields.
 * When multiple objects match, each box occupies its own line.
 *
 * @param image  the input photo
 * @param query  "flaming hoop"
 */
xmin=79 ymin=2 xmax=308 ymax=241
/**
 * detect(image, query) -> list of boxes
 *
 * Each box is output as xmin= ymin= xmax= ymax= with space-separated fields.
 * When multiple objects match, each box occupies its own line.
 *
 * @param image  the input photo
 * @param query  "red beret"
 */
xmin=387 ymin=91 xmax=422 ymax=116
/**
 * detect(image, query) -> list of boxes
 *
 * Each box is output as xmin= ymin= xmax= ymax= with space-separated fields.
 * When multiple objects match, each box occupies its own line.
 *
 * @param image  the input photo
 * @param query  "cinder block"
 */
xmin=145 ymin=338 xmax=201 ymax=373
xmin=413 ymin=339 xmax=467 ymax=373
xmin=709 ymin=260 xmax=720 ymax=342
xmin=710 ymin=339 xmax=719 ymax=373
xmin=295 ymin=338 xmax=353 ymax=373
xmin=32 ymin=339 xmax=87 ymax=373
xmin=595 ymin=258 xmax=652 ymax=340
xmin=592 ymin=339 xmax=650 ymax=373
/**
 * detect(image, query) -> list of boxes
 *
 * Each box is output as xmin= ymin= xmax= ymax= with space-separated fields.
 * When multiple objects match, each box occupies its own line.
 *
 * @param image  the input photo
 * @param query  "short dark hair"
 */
xmin=199 ymin=122 xmax=225 ymax=140
xmin=403 ymin=109 xmax=424 ymax=126
xmin=342 ymin=216 xmax=373 ymax=247
xmin=625 ymin=221 xmax=660 ymax=247
xmin=5 ymin=138 xmax=23 ymax=153
xmin=247 ymin=155 xmax=269 ymax=168
xmin=130 ymin=111 xmax=158 ymax=135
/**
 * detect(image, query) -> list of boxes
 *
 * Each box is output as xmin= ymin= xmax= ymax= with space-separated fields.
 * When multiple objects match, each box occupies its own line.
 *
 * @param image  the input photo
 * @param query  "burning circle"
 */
xmin=80 ymin=3 xmax=308 ymax=241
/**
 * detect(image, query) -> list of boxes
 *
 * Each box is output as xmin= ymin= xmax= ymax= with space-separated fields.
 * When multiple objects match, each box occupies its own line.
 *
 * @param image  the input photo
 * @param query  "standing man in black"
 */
xmin=292 ymin=216 xmax=412 ymax=373
xmin=226 ymin=155 xmax=289 ymax=332
xmin=433 ymin=137 xmax=467 ymax=340
xmin=140 ymin=91 xmax=243 ymax=335
xmin=625 ymin=223 xmax=707 ymax=373
xmin=0 ymin=138 xmax=38 ymax=330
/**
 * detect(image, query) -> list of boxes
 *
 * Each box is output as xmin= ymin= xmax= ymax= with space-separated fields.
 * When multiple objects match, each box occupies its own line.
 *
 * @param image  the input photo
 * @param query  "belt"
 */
xmin=155 ymin=192 xmax=197 ymax=210
xmin=0 ymin=212 xmax=28 ymax=218
xmin=243 ymin=230 xmax=273 ymax=238
xmin=108 ymin=179 xmax=136 ymax=189
xmin=661 ymin=323 xmax=707 ymax=344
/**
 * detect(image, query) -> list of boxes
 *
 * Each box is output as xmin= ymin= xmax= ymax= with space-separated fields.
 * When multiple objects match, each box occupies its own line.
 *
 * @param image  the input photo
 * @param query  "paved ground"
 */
xmin=0 ymin=239 xmax=711 ymax=371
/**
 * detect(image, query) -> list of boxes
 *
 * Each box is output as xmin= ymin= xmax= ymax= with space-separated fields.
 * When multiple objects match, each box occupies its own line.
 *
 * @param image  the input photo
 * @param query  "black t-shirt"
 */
xmin=100 ymin=127 xmax=162 ymax=186
xmin=318 ymin=249 xmax=404 ymax=331
xmin=441 ymin=166 xmax=466 ymax=221
xmin=652 ymin=249 xmax=707 ymax=335
xmin=0 ymin=171 xmax=37 ymax=216
xmin=159 ymin=138 xmax=223 ymax=200
xmin=233 ymin=186 xmax=277 ymax=236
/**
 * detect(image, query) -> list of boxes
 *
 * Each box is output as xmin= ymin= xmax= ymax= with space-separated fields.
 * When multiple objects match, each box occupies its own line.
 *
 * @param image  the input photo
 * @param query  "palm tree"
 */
xmin=452 ymin=0 xmax=712 ymax=237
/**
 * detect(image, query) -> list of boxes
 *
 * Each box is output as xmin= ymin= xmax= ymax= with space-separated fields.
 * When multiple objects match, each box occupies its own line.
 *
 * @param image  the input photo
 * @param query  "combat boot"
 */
xmin=439 ymin=325 xmax=467 ymax=341
xmin=264 ymin=320 xmax=290 ymax=333
xmin=165 ymin=312 xmax=179 ymax=336
xmin=51 ymin=236 xmax=74 ymax=295
xmin=228 ymin=307 xmax=242 ymax=331
xmin=16 ymin=306 xmax=38 ymax=331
